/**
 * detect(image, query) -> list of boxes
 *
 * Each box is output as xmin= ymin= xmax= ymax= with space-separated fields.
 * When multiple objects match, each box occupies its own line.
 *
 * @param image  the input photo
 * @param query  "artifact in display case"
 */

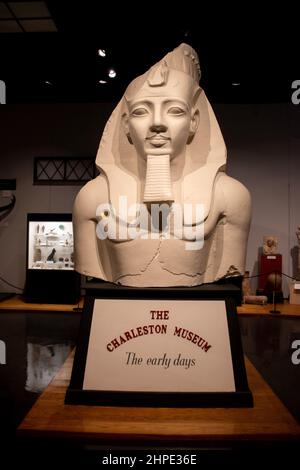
xmin=25 ymin=214 xmax=80 ymax=304
xmin=28 ymin=220 xmax=74 ymax=270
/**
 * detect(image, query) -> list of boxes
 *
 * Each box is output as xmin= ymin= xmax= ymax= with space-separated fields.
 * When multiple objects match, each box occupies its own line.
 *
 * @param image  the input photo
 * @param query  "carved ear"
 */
xmin=187 ymin=108 xmax=200 ymax=143
xmin=121 ymin=112 xmax=133 ymax=144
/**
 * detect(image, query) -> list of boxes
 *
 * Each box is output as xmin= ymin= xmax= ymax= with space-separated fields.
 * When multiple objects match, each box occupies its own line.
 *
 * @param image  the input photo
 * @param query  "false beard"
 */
xmin=143 ymin=154 xmax=174 ymax=203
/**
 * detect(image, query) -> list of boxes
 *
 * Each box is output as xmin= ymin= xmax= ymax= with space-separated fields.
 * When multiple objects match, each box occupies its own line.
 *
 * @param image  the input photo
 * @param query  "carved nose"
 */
xmin=150 ymin=123 xmax=167 ymax=133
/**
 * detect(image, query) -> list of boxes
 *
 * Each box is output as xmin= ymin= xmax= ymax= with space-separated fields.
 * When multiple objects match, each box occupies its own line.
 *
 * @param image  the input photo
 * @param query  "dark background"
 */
xmin=0 ymin=1 xmax=299 ymax=103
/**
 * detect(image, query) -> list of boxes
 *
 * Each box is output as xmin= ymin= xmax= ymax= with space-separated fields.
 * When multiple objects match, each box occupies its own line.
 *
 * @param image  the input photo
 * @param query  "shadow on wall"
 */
xmin=291 ymin=246 xmax=298 ymax=278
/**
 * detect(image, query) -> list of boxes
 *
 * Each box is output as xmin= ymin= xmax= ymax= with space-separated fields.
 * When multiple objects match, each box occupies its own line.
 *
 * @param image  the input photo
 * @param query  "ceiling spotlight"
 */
xmin=108 ymin=69 xmax=117 ymax=78
xmin=98 ymin=49 xmax=106 ymax=57
xmin=98 ymin=80 xmax=107 ymax=84
xmin=44 ymin=80 xmax=53 ymax=86
xmin=232 ymin=82 xmax=241 ymax=86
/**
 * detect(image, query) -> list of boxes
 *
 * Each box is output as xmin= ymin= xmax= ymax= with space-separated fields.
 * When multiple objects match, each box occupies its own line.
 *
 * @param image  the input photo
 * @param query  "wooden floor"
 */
xmin=1 ymin=295 xmax=300 ymax=316
xmin=0 ymin=295 xmax=83 ymax=312
xmin=18 ymin=351 xmax=300 ymax=445
xmin=238 ymin=301 xmax=300 ymax=317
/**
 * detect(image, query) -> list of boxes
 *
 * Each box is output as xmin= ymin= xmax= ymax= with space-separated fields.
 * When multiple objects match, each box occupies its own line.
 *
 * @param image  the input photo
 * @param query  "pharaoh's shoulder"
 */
xmin=214 ymin=173 xmax=251 ymax=223
xmin=73 ymin=174 xmax=109 ymax=221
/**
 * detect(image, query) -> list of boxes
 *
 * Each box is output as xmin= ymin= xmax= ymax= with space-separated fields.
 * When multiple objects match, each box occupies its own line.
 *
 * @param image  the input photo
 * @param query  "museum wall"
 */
xmin=217 ymin=103 xmax=300 ymax=296
xmin=0 ymin=102 xmax=299 ymax=297
xmin=0 ymin=103 xmax=112 ymax=293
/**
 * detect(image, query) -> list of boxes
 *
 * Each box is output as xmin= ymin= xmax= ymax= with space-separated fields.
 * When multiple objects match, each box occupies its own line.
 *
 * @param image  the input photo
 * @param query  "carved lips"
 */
xmin=146 ymin=135 xmax=170 ymax=148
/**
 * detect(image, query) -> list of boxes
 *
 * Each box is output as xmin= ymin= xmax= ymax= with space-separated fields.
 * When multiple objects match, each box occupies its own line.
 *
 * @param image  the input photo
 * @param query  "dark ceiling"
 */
xmin=0 ymin=1 xmax=298 ymax=104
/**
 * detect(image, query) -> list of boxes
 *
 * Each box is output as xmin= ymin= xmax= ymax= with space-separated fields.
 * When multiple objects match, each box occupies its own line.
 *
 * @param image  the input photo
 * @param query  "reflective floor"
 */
xmin=0 ymin=310 xmax=299 ymax=430
xmin=0 ymin=309 xmax=299 ymax=467
xmin=0 ymin=310 xmax=81 ymax=429
xmin=239 ymin=315 xmax=300 ymax=423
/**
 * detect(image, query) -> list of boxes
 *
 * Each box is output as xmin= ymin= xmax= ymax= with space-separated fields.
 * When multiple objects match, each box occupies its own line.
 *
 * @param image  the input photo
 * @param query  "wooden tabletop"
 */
xmin=0 ymin=295 xmax=83 ymax=312
xmin=18 ymin=351 xmax=300 ymax=445
xmin=1 ymin=294 xmax=300 ymax=316
xmin=238 ymin=301 xmax=300 ymax=317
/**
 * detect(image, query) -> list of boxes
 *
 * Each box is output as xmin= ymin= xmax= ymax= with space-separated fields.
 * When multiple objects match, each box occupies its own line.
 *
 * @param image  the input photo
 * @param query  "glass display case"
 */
xmin=25 ymin=214 xmax=80 ymax=304
xmin=28 ymin=220 xmax=74 ymax=271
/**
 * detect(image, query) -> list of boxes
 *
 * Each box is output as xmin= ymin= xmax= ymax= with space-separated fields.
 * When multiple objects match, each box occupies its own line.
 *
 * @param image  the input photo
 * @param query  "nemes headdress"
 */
xmin=96 ymin=43 xmax=227 ymax=223
xmin=124 ymin=43 xmax=201 ymax=102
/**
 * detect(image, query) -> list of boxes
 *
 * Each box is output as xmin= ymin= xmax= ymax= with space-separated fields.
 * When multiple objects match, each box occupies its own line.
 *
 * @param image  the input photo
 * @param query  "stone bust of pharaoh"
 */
xmin=73 ymin=43 xmax=251 ymax=287
xmin=263 ymin=235 xmax=278 ymax=255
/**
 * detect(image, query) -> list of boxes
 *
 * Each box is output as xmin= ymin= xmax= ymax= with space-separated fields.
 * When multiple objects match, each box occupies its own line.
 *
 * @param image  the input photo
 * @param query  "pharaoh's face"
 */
xmin=123 ymin=71 xmax=199 ymax=161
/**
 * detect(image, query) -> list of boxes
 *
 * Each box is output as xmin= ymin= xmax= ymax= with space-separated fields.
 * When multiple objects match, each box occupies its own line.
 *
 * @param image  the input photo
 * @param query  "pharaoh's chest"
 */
xmin=95 ymin=203 xmax=218 ymax=243
xmin=101 ymin=235 xmax=214 ymax=287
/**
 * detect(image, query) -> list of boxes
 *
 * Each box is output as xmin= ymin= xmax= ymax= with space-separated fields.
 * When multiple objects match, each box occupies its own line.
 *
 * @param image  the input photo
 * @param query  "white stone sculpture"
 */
xmin=73 ymin=43 xmax=251 ymax=287
xmin=263 ymin=235 xmax=278 ymax=255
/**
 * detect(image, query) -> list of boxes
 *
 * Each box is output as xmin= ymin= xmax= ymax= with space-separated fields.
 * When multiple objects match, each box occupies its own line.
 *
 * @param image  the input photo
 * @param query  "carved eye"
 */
xmin=131 ymin=107 xmax=149 ymax=116
xmin=100 ymin=210 xmax=110 ymax=219
xmin=167 ymin=106 xmax=186 ymax=115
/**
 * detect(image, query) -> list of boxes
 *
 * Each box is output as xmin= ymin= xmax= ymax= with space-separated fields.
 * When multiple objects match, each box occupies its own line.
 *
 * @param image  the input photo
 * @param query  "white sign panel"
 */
xmin=83 ymin=299 xmax=235 ymax=392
